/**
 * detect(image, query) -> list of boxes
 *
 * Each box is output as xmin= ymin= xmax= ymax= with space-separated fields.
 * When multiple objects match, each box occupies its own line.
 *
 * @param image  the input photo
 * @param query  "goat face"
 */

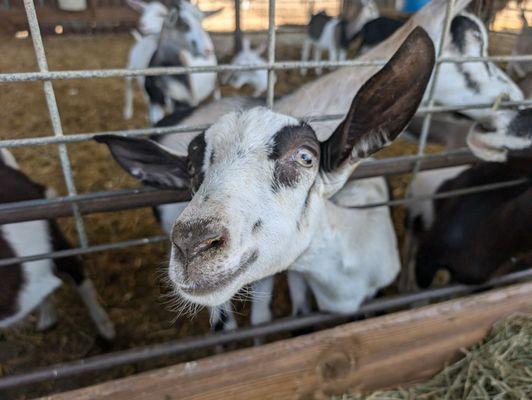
xmin=467 ymin=108 xmax=532 ymax=162
xmin=127 ymin=0 xmax=169 ymax=36
xmin=169 ymin=1 xmax=214 ymax=58
xmin=97 ymin=28 xmax=435 ymax=307
xmin=435 ymin=13 xmax=523 ymax=122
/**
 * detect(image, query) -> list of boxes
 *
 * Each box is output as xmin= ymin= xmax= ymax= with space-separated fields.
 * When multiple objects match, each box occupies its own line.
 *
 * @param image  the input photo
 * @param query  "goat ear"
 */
xmin=95 ymin=135 xmax=190 ymax=190
xmin=202 ymin=7 xmax=223 ymax=19
xmin=320 ymin=27 xmax=435 ymax=173
xmin=126 ymin=0 xmax=147 ymax=12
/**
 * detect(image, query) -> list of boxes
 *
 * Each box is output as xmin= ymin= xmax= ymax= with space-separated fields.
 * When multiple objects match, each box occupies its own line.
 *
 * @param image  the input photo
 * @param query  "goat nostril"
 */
xmin=193 ymin=234 xmax=226 ymax=255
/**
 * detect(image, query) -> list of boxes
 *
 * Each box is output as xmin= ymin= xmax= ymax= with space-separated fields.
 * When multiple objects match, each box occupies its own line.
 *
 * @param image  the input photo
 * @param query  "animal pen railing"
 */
xmin=0 ymin=0 xmax=531 ymax=393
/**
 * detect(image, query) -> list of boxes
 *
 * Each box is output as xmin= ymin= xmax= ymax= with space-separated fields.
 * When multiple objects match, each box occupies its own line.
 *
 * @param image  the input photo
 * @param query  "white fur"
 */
xmin=0 ymin=221 xmax=61 ymax=328
xmin=127 ymin=0 xmax=169 ymax=36
xmin=433 ymin=12 xmax=523 ymax=123
xmin=408 ymin=166 xmax=469 ymax=230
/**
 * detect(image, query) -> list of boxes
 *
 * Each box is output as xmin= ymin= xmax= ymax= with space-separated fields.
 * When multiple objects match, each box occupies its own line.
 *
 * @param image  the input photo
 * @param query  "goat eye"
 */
xmin=295 ymin=148 xmax=314 ymax=168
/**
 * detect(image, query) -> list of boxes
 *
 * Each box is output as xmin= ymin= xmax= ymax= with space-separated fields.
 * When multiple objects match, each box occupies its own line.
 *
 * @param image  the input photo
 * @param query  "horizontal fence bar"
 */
xmin=3 ymin=177 xmax=527 ymax=267
xmin=349 ymin=177 xmax=529 ymax=209
xmin=0 ymin=268 xmax=530 ymax=391
xmin=0 ymin=235 xmax=167 ymax=267
xmin=1 ymin=54 xmax=532 ymax=83
xmin=2 ymin=98 xmax=532 ymax=150
xmin=0 ymin=148 xmax=477 ymax=224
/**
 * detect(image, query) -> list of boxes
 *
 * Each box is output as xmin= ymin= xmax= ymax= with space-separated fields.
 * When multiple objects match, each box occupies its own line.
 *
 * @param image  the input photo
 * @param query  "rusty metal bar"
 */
xmin=0 ymin=148 xmax=477 ymax=224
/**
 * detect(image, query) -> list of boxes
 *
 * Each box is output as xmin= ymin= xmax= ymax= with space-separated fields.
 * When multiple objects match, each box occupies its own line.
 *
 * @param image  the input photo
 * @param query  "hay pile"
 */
xmin=341 ymin=314 xmax=532 ymax=400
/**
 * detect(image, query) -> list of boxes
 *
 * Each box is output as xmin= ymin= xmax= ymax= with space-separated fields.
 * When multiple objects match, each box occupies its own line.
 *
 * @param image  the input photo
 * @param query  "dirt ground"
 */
xmin=0 ymin=30 xmax=514 ymax=399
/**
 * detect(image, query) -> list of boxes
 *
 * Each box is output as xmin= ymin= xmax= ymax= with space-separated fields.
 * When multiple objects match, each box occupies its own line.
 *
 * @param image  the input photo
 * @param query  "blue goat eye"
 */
xmin=295 ymin=149 xmax=314 ymax=167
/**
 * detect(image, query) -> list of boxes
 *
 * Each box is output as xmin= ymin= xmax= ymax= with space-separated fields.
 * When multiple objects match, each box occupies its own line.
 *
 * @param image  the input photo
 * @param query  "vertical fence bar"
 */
xmin=266 ymin=0 xmax=276 ymax=108
xmin=234 ymin=0 xmax=242 ymax=54
xmin=23 ymin=0 xmax=89 ymax=247
xmin=400 ymin=0 xmax=456 ymax=288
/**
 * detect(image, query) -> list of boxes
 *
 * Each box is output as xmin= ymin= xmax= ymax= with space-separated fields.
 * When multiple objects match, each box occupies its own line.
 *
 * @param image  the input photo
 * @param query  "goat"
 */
xmin=0 ymin=150 xmax=115 ymax=339
xmin=301 ymin=0 xmax=379 ymax=75
xmin=416 ymin=109 xmax=532 ymax=287
xmin=405 ymin=11 xmax=524 ymax=233
xmin=222 ymin=38 xmax=270 ymax=97
xmin=97 ymin=28 xmax=434 ymax=319
xmin=123 ymin=0 xmax=220 ymax=123
xmin=98 ymin=0 xmax=474 ymax=331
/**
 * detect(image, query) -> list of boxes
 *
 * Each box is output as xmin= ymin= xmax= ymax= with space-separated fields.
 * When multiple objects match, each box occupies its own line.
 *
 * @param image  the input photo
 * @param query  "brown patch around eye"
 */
xmin=269 ymin=123 xmax=320 ymax=192
xmin=272 ymin=162 xmax=300 ymax=192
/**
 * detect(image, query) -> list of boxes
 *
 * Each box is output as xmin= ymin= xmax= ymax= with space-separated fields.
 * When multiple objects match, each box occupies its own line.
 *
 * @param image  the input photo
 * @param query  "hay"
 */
xmin=340 ymin=314 xmax=532 ymax=400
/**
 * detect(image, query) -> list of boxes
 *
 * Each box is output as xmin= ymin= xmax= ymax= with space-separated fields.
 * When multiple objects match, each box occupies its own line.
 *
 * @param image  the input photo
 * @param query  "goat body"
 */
xmin=0 ymin=150 xmax=115 ymax=339
xmin=416 ymin=160 xmax=531 ymax=287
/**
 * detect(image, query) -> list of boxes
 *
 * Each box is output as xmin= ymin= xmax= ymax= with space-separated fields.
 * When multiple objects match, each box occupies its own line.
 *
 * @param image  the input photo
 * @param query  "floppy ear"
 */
xmin=202 ymin=8 xmax=223 ymax=19
xmin=95 ymin=135 xmax=190 ymax=190
xmin=126 ymin=0 xmax=147 ymax=12
xmin=320 ymin=27 xmax=435 ymax=173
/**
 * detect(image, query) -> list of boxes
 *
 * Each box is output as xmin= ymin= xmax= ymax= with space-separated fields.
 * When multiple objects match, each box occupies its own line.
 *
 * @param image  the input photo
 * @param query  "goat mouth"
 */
xmin=467 ymin=130 xmax=507 ymax=157
xmin=179 ymin=249 xmax=259 ymax=298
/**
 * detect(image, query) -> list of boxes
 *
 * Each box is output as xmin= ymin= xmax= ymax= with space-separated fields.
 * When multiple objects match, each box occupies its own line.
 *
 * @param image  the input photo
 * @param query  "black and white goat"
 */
xmin=416 ymin=109 xmax=532 ymax=287
xmin=0 ymin=150 xmax=115 ymax=339
xmin=123 ymin=0 xmax=220 ymax=123
xmin=406 ymin=11 xmax=524 ymax=232
xmin=301 ymin=0 xmax=379 ymax=75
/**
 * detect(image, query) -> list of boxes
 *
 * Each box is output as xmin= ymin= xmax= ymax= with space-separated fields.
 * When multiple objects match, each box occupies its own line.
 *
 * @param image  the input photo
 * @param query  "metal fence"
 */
xmin=0 ymin=0 xmax=531 ymax=393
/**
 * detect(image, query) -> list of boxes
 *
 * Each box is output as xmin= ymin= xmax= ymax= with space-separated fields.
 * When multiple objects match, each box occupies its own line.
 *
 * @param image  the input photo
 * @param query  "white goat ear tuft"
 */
xmin=95 ymin=135 xmax=191 ymax=190
xmin=320 ymin=27 xmax=435 ymax=173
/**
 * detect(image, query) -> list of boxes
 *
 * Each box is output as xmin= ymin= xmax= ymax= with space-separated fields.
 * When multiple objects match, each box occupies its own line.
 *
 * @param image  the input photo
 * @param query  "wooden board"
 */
xmin=41 ymin=282 xmax=532 ymax=400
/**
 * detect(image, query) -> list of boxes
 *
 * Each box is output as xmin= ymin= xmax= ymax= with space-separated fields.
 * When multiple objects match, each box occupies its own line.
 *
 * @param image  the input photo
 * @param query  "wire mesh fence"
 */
xmin=0 ymin=0 xmax=531 ymax=393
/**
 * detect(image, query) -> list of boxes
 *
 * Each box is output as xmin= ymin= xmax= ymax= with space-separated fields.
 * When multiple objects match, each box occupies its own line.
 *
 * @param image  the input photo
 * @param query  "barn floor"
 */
xmin=0 ymin=31 xmax=514 ymax=399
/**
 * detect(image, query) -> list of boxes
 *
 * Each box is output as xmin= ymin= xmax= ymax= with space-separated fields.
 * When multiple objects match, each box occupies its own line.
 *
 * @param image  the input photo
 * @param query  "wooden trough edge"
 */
xmin=40 ymin=281 xmax=532 ymax=400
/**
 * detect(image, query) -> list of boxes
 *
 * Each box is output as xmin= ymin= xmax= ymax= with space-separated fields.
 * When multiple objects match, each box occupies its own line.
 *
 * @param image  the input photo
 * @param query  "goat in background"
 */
xmin=123 ymin=0 xmax=221 ymax=123
xmin=0 ymin=150 xmax=115 ymax=340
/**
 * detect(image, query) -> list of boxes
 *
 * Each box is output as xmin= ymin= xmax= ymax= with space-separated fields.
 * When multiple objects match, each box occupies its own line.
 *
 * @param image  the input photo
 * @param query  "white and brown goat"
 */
xmin=97 ymin=28 xmax=434 ymax=320
xmin=0 ymin=150 xmax=115 ymax=339
xmin=99 ymin=0 xmax=475 ymax=331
